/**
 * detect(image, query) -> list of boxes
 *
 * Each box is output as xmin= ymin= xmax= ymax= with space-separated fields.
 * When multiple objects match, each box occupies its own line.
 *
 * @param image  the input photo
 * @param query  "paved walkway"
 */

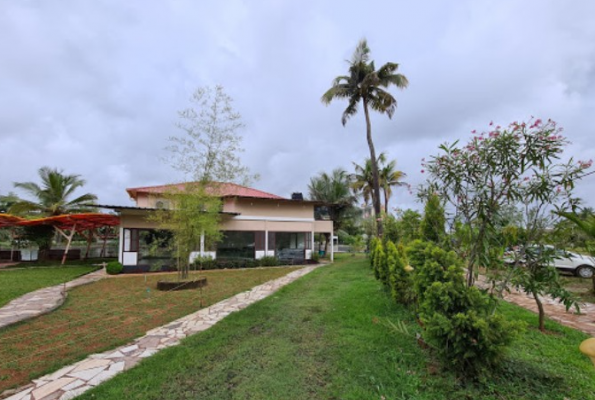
xmin=0 ymin=269 xmax=106 ymax=329
xmin=2 ymin=265 xmax=321 ymax=400
xmin=477 ymin=276 xmax=595 ymax=336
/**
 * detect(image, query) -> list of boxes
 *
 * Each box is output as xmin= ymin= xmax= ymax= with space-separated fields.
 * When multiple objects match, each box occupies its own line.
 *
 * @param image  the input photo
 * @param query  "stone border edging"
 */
xmin=2 ymin=265 xmax=321 ymax=400
xmin=0 ymin=269 xmax=106 ymax=330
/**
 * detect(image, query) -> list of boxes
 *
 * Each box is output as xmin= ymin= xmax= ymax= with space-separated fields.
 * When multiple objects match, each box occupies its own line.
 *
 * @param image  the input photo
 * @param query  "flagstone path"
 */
xmin=477 ymin=276 xmax=595 ymax=336
xmin=2 ymin=265 xmax=321 ymax=400
xmin=0 ymin=269 xmax=106 ymax=329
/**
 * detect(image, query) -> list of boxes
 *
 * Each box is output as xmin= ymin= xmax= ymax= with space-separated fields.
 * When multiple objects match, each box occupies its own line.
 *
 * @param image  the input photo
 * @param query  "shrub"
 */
xmin=106 ymin=261 xmax=123 ymax=275
xmin=369 ymin=236 xmax=380 ymax=268
xmin=386 ymin=241 xmax=414 ymax=304
xmin=310 ymin=252 xmax=320 ymax=263
xmin=414 ymin=244 xmax=522 ymax=377
xmin=372 ymin=241 xmax=385 ymax=280
xmin=258 ymin=256 xmax=278 ymax=267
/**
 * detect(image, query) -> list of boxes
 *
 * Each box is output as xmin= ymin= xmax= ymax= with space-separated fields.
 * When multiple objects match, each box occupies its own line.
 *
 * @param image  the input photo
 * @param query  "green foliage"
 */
xmin=372 ymin=240 xmax=385 ymax=280
xmin=310 ymin=252 xmax=320 ymax=263
xmin=420 ymin=194 xmax=445 ymax=244
xmin=368 ymin=236 xmax=379 ymax=268
xmin=259 ymin=256 xmax=279 ymax=267
xmin=308 ymin=168 xmax=358 ymax=232
xmin=9 ymin=167 xmax=97 ymax=216
xmin=412 ymin=242 xmax=522 ymax=377
xmin=421 ymin=118 xmax=591 ymax=287
xmin=404 ymin=239 xmax=429 ymax=272
xmin=394 ymin=209 xmax=422 ymax=244
xmin=106 ymin=261 xmax=124 ymax=275
xmin=322 ymin=38 xmax=408 ymax=235
xmin=151 ymin=183 xmax=222 ymax=280
xmin=386 ymin=240 xmax=414 ymax=304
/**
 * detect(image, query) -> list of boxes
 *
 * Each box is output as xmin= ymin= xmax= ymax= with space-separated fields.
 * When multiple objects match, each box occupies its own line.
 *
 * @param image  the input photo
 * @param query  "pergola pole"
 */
xmin=56 ymin=224 xmax=77 ymax=265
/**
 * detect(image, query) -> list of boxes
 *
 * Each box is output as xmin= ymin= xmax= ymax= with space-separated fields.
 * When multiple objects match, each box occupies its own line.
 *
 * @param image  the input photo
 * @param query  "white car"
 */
xmin=504 ymin=246 xmax=595 ymax=278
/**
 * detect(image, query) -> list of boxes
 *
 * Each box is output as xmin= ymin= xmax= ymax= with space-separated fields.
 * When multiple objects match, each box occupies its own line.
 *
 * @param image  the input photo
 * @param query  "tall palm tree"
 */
xmin=352 ymin=153 xmax=406 ymax=213
xmin=322 ymin=38 xmax=408 ymax=235
xmin=379 ymin=158 xmax=407 ymax=213
xmin=351 ymin=154 xmax=385 ymax=209
xmin=10 ymin=167 xmax=97 ymax=216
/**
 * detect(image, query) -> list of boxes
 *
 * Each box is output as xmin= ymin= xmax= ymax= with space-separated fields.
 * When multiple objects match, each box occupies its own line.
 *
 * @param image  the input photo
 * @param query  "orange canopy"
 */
xmin=0 ymin=213 xmax=120 ymax=231
xmin=0 ymin=213 xmax=26 ymax=228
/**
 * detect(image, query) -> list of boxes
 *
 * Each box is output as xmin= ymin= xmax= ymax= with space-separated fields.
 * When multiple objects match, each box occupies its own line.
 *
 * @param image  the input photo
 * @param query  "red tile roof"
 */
xmin=126 ymin=182 xmax=286 ymax=201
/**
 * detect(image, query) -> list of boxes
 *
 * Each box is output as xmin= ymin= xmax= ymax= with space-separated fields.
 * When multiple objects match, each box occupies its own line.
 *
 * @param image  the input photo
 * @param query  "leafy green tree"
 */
xmin=152 ymin=183 xmax=222 ymax=280
xmin=421 ymin=119 xmax=590 ymax=286
xmin=9 ymin=167 xmax=97 ymax=260
xmin=322 ymin=39 xmax=408 ymax=236
xmin=421 ymin=118 xmax=590 ymax=330
xmin=396 ymin=209 xmax=422 ymax=244
xmin=420 ymin=194 xmax=445 ymax=243
xmin=167 ymin=85 xmax=258 ymax=185
xmin=164 ymin=85 xmax=256 ymax=279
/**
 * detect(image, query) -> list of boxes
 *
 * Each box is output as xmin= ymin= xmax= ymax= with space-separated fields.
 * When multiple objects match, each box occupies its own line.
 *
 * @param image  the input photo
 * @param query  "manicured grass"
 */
xmin=0 ymin=266 xmax=300 ymax=393
xmin=77 ymin=255 xmax=595 ymax=400
xmin=0 ymin=266 xmax=96 ymax=308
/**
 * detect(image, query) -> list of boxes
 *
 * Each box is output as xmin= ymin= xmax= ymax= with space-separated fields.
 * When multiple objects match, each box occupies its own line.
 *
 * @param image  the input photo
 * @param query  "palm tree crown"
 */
xmin=10 ymin=167 xmax=98 ymax=216
xmin=352 ymin=153 xmax=406 ymax=213
xmin=322 ymin=38 xmax=408 ymax=236
xmin=308 ymin=168 xmax=357 ymax=231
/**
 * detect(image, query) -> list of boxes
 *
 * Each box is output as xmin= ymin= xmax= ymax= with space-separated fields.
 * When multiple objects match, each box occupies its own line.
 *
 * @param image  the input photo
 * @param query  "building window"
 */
xmin=217 ymin=231 xmax=255 ymax=259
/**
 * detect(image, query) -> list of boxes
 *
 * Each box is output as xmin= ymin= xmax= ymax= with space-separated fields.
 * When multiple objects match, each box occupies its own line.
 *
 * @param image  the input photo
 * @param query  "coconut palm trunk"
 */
xmin=363 ymin=99 xmax=383 ymax=236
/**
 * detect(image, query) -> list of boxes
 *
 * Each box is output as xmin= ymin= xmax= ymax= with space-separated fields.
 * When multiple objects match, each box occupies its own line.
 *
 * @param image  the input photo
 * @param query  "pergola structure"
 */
xmin=0 ymin=213 xmax=120 ymax=264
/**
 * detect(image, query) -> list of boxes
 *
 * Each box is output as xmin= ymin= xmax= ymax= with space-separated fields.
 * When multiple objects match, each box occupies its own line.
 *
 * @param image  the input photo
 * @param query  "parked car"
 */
xmin=503 ymin=245 xmax=595 ymax=278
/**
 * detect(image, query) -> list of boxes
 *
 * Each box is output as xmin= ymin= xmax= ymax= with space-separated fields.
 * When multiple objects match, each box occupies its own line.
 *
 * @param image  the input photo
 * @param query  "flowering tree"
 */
xmin=420 ymin=118 xmax=592 ymax=329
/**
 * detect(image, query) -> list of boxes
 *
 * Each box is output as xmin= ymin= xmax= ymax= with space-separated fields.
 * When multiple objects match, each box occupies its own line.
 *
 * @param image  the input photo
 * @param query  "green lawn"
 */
xmin=0 ymin=266 xmax=301 ymax=392
xmin=0 ymin=266 xmax=96 ymax=308
xmin=76 ymin=255 xmax=595 ymax=400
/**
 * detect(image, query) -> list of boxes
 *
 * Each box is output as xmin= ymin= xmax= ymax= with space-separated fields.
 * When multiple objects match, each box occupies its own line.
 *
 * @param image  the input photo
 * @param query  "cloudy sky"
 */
xmin=1 ymin=0 xmax=594 ymax=211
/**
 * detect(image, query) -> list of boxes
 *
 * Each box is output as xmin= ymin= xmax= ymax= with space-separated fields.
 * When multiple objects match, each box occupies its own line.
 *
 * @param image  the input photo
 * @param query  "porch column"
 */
xmin=118 ymin=227 xmax=124 ymax=263
xmin=200 ymin=230 xmax=205 ymax=257
xmin=265 ymin=230 xmax=269 ymax=254
xmin=330 ymin=231 xmax=334 ymax=261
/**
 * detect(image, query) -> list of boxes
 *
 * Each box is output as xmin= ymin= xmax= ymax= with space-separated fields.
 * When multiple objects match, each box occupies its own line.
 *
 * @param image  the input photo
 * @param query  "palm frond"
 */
xmin=351 ymin=38 xmax=370 ymax=64
xmin=341 ymin=97 xmax=360 ymax=126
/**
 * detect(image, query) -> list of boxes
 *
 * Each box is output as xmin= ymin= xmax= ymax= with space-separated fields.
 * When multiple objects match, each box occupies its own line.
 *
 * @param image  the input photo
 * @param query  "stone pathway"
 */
xmin=477 ymin=276 xmax=595 ymax=336
xmin=2 ymin=265 xmax=320 ymax=400
xmin=0 ymin=269 xmax=106 ymax=329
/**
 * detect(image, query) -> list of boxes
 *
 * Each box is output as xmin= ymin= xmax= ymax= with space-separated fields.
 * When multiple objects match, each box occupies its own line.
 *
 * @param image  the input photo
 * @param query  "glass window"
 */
xmin=217 ymin=231 xmax=255 ymax=259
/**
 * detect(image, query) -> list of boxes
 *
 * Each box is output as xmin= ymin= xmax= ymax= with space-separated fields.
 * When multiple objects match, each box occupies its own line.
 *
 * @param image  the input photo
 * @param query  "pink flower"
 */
xmin=471 ymin=130 xmax=476 ymax=134
xmin=489 ymin=121 xmax=494 ymax=126
xmin=421 ymin=169 xmax=425 ymax=173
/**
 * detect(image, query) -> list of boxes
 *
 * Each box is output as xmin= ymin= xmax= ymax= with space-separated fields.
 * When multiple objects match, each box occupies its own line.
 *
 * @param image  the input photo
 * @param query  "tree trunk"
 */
xmin=383 ymin=187 xmax=389 ymax=215
xmin=533 ymin=292 xmax=546 ymax=332
xmin=363 ymin=100 xmax=383 ymax=237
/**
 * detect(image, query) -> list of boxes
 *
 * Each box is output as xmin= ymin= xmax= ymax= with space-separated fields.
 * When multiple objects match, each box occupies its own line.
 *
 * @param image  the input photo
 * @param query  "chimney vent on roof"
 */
xmin=291 ymin=192 xmax=304 ymax=201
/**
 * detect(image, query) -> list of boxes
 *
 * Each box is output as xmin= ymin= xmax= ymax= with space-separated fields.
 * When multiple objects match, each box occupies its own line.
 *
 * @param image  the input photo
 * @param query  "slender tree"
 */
xmin=352 ymin=153 xmax=406 ymax=213
xmin=379 ymin=158 xmax=407 ymax=213
xmin=322 ymin=38 xmax=408 ymax=236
